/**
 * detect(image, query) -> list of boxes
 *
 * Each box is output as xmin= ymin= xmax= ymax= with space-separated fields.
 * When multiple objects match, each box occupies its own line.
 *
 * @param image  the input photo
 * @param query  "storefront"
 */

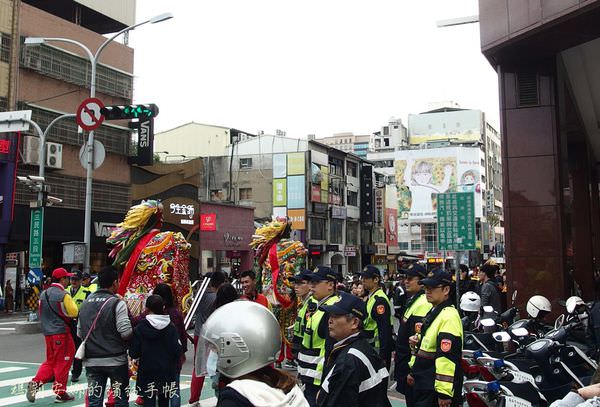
xmin=198 ymin=201 xmax=254 ymax=277
xmin=8 ymin=205 xmax=125 ymax=275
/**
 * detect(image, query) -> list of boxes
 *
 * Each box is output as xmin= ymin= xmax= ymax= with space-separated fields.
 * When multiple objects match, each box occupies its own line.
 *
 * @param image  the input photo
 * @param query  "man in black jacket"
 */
xmin=479 ymin=263 xmax=501 ymax=313
xmin=78 ymin=267 xmax=132 ymax=407
xmin=316 ymin=293 xmax=391 ymax=407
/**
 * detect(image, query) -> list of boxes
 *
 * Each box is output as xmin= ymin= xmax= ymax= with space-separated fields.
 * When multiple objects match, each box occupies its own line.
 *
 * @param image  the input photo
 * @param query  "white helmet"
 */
xmin=460 ymin=291 xmax=481 ymax=312
xmin=526 ymin=295 xmax=552 ymax=319
xmin=201 ymin=301 xmax=281 ymax=378
xmin=565 ymin=296 xmax=586 ymax=314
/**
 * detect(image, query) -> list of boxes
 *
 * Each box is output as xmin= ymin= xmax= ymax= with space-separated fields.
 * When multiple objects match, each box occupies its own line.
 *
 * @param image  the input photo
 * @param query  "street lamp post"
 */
xmin=24 ymin=12 xmax=173 ymax=273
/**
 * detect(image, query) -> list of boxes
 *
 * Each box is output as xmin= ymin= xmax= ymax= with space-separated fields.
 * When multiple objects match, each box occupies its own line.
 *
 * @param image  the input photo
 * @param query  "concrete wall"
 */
xmin=75 ymin=0 xmax=136 ymax=27
xmin=20 ymin=3 xmax=134 ymax=73
xmin=155 ymin=123 xmax=231 ymax=158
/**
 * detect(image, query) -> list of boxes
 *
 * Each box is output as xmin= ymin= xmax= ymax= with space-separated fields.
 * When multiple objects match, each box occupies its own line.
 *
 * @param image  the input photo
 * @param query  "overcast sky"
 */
xmin=130 ymin=0 xmax=499 ymax=139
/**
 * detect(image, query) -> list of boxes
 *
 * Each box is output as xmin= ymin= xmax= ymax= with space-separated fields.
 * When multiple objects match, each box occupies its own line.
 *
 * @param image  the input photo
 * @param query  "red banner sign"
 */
xmin=385 ymin=208 xmax=398 ymax=248
xmin=200 ymin=213 xmax=216 ymax=231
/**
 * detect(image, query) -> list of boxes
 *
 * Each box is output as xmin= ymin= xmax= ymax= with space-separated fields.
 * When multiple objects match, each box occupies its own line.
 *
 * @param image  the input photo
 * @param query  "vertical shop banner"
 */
xmin=273 ymin=154 xmax=287 ymax=178
xmin=287 ymin=152 xmax=305 ymax=175
xmin=273 ymin=178 xmax=287 ymax=206
xmin=320 ymin=166 xmax=329 ymax=204
xmin=288 ymin=209 xmax=306 ymax=230
xmin=385 ymin=208 xmax=398 ymax=248
xmin=287 ymin=175 xmax=305 ymax=209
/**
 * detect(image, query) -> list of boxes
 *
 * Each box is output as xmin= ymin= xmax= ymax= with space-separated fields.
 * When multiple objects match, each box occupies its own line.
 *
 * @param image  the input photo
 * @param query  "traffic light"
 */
xmin=101 ymin=104 xmax=159 ymax=121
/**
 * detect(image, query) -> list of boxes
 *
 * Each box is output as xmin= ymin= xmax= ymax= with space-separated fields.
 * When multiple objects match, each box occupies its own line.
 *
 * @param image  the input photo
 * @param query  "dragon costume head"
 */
xmin=107 ymin=200 xmax=163 ymax=268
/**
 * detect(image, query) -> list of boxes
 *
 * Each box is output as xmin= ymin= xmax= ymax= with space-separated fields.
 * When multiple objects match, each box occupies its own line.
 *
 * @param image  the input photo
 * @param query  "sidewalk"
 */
xmin=0 ymin=311 xmax=31 ymax=321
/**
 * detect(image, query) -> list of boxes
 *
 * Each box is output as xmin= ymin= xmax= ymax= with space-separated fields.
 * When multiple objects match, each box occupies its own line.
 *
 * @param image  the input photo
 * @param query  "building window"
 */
xmin=1 ymin=33 xmax=11 ymax=63
xmin=239 ymin=188 xmax=252 ymax=200
xmin=330 ymin=219 xmax=344 ymax=244
xmin=239 ymin=158 xmax=252 ymax=169
xmin=421 ymin=223 xmax=437 ymax=253
xmin=346 ymin=161 xmax=357 ymax=177
xmin=210 ymin=189 xmax=225 ymax=201
xmin=310 ymin=217 xmax=326 ymax=240
xmin=346 ymin=221 xmax=359 ymax=245
xmin=347 ymin=190 xmax=358 ymax=206
xmin=399 ymin=242 xmax=409 ymax=250
xmin=410 ymin=240 xmax=422 ymax=251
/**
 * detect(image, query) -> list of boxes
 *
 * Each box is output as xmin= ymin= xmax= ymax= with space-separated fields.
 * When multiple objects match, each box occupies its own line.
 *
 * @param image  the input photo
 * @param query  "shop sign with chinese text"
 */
xmin=437 ymin=192 xmax=475 ymax=251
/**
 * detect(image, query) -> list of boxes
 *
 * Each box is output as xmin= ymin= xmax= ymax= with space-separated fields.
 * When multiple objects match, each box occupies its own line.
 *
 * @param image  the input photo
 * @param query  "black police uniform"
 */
xmin=316 ymin=293 xmax=391 ymax=407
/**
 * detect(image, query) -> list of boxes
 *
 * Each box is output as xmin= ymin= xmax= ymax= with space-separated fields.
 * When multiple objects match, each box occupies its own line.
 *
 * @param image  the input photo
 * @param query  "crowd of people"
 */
xmin=27 ymin=259 xmax=511 ymax=407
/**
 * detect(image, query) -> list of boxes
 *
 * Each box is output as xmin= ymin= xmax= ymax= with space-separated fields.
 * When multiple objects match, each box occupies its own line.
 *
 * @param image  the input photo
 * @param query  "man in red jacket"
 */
xmin=27 ymin=267 xmax=79 ymax=403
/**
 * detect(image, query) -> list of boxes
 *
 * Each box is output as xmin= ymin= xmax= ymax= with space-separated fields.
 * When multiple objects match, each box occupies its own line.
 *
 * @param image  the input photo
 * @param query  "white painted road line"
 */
xmin=0 ymin=328 xmax=15 ymax=331
xmin=0 ymin=368 xmax=26 ymax=374
xmin=0 ymin=383 xmax=87 ymax=406
xmin=0 ymin=376 xmax=30 ymax=388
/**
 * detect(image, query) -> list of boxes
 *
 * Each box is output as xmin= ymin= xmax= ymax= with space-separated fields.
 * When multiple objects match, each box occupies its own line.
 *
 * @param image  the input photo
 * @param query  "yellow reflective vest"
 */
xmin=294 ymin=295 xmax=316 ymax=340
xmin=409 ymin=301 xmax=463 ymax=399
xmin=364 ymin=288 xmax=394 ymax=354
xmin=298 ymin=294 xmax=340 ymax=385
xmin=68 ymin=285 xmax=89 ymax=310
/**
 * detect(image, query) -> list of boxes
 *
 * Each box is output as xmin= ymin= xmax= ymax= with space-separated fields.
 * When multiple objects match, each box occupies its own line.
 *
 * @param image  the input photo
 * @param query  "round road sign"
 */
xmin=76 ymin=97 xmax=105 ymax=131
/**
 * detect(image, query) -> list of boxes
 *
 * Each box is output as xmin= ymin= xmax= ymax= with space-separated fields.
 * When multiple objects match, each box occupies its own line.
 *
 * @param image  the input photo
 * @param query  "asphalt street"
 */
xmin=0 ymin=313 xmax=406 ymax=407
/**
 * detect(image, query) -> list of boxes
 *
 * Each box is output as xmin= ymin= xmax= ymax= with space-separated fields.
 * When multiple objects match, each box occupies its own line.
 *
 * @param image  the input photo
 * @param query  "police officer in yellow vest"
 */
xmin=298 ymin=265 xmax=340 ymax=407
xmin=394 ymin=264 xmax=432 ymax=407
xmin=291 ymin=269 xmax=316 ymax=360
xmin=66 ymin=270 xmax=89 ymax=383
xmin=81 ymin=271 xmax=97 ymax=294
xmin=360 ymin=265 xmax=394 ymax=369
xmin=408 ymin=269 xmax=463 ymax=407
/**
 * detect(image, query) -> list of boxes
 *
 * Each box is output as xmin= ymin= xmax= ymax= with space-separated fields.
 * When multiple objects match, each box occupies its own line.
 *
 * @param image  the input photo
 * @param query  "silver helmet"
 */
xmin=200 ymin=300 xmax=281 ymax=378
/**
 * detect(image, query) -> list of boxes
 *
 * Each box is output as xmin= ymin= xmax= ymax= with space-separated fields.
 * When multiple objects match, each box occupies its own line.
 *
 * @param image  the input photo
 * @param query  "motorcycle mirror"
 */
xmin=480 ymin=318 xmax=496 ymax=327
xmin=554 ymin=314 xmax=565 ymax=329
xmin=558 ymin=299 xmax=567 ymax=307
xmin=483 ymin=306 xmax=494 ymax=313
xmin=511 ymin=290 xmax=517 ymax=304
xmin=512 ymin=327 xmax=529 ymax=337
xmin=493 ymin=331 xmax=511 ymax=343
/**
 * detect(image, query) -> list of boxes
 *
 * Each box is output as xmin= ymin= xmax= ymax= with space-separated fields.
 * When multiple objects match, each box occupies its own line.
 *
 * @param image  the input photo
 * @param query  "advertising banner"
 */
xmin=320 ymin=166 xmax=329 ymax=203
xmin=395 ymin=147 xmax=483 ymax=220
xmin=287 ymin=152 xmax=305 ymax=175
xmin=385 ymin=208 xmax=398 ymax=248
xmin=287 ymin=175 xmax=305 ymax=209
xmin=288 ymin=209 xmax=306 ymax=230
xmin=311 ymin=185 xmax=321 ymax=202
xmin=273 ymin=178 xmax=287 ymax=206
xmin=408 ymin=110 xmax=482 ymax=145
xmin=273 ymin=154 xmax=287 ymax=178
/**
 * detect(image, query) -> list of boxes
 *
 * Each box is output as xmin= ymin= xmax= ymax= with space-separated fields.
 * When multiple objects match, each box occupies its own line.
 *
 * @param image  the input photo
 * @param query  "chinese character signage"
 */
xmin=273 ymin=154 xmax=287 ymax=178
xmin=29 ymin=207 xmax=44 ymax=269
xmin=200 ymin=213 xmax=217 ymax=231
xmin=385 ymin=208 xmax=398 ymax=248
xmin=437 ymin=192 xmax=476 ymax=251
xmin=273 ymin=179 xmax=287 ymax=206
xmin=288 ymin=209 xmax=306 ymax=230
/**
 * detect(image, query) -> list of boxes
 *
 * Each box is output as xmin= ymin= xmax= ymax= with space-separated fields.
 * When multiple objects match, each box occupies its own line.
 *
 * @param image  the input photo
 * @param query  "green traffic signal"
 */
xmin=101 ymin=104 xmax=159 ymax=120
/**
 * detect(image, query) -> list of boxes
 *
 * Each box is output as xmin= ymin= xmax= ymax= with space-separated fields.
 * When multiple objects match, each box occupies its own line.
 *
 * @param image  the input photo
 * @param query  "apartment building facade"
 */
xmin=1 ymin=1 xmax=136 ymax=276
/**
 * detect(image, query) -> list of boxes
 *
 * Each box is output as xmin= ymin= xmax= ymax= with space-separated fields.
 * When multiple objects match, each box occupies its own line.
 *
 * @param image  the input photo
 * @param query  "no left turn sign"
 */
xmin=76 ymin=97 xmax=105 ymax=131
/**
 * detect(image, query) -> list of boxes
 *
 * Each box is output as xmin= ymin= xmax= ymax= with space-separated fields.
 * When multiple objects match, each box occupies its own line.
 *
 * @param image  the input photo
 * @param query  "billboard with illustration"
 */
xmin=395 ymin=147 xmax=483 ymax=220
xmin=408 ymin=109 xmax=482 ymax=144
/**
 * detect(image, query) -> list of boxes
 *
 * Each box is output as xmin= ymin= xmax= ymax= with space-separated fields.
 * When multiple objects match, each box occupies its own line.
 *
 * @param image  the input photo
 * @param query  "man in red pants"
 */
xmin=27 ymin=268 xmax=79 ymax=403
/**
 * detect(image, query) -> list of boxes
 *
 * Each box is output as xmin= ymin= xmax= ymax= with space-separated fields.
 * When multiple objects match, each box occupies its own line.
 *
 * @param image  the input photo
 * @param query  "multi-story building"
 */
xmin=190 ymin=133 xmax=375 ymax=276
xmin=373 ymin=117 xmax=409 ymax=151
xmin=479 ymin=0 xmax=600 ymax=304
xmin=153 ymin=122 xmax=255 ymax=160
xmin=1 ymin=1 xmax=136 ymax=279
xmin=397 ymin=106 xmax=503 ymax=261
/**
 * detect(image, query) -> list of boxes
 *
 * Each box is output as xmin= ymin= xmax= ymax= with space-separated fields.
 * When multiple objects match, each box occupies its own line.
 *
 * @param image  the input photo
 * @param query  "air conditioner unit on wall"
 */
xmin=22 ymin=136 xmax=63 ymax=169
xmin=46 ymin=142 xmax=63 ymax=169
xmin=23 ymin=135 xmax=40 ymax=165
